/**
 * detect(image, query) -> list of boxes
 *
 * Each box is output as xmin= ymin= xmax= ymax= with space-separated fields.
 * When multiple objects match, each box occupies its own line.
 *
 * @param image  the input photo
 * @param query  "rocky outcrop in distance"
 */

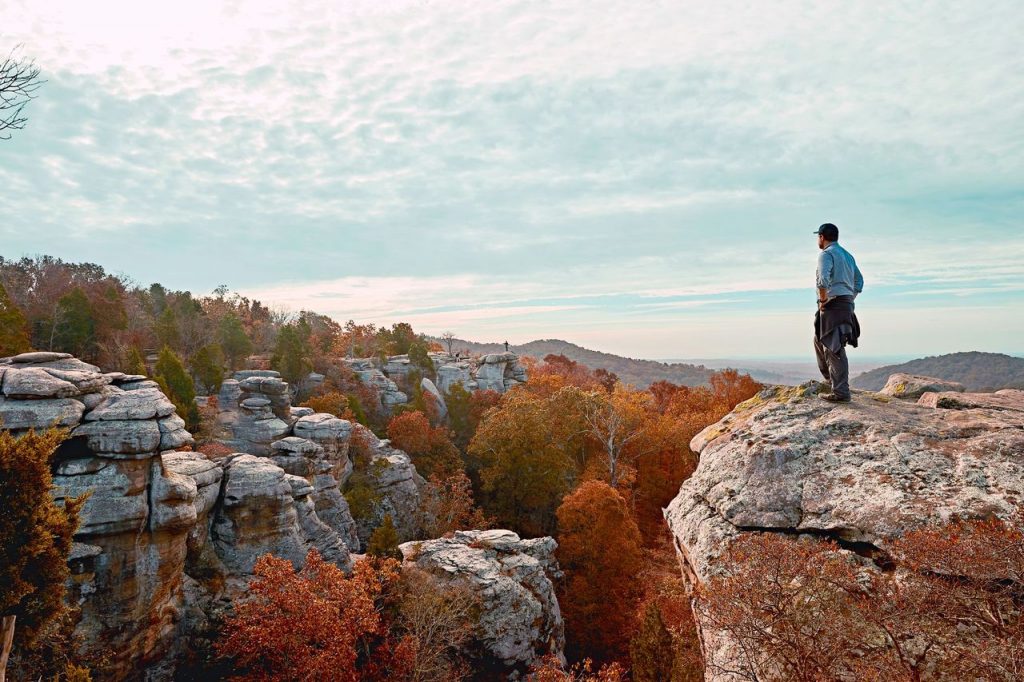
xmin=664 ymin=377 xmax=1024 ymax=681
xmin=1 ymin=352 xmax=559 ymax=680
xmin=342 ymin=350 xmax=528 ymax=414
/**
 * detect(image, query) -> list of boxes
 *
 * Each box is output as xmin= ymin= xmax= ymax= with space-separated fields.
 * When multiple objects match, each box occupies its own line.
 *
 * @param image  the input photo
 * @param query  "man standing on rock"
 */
xmin=813 ymin=223 xmax=863 ymax=402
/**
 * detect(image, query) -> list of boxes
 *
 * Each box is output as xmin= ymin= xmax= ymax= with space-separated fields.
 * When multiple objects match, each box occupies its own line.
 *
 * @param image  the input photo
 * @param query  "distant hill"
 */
xmin=431 ymin=337 xmax=715 ymax=388
xmin=851 ymin=352 xmax=1024 ymax=392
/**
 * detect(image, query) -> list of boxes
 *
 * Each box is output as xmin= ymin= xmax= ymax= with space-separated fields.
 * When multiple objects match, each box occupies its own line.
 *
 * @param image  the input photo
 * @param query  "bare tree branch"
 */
xmin=0 ymin=46 xmax=44 ymax=140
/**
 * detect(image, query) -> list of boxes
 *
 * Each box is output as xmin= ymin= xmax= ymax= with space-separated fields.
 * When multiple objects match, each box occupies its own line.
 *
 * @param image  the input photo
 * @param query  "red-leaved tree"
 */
xmin=217 ymin=550 xmax=402 ymax=681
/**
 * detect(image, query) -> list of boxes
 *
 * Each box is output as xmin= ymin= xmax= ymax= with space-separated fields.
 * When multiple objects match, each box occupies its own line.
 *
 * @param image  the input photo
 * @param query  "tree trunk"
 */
xmin=0 ymin=614 xmax=16 ymax=682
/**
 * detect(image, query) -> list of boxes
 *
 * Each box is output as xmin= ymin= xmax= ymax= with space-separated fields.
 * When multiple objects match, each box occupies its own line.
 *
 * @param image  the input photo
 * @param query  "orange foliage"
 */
xmin=196 ymin=441 xmax=234 ymax=460
xmin=628 ymin=540 xmax=704 ymax=682
xmin=632 ymin=370 xmax=760 ymax=538
xmin=217 ymin=551 xmax=401 ymax=682
xmin=415 ymin=472 xmax=492 ymax=539
xmin=528 ymin=654 xmax=626 ymax=681
xmin=697 ymin=515 xmax=1024 ymax=681
xmin=301 ymin=391 xmax=357 ymax=421
xmin=556 ymin=481 xmax=644 ymax=665
xmin=386 ymin=411 xmax=462 ymax=480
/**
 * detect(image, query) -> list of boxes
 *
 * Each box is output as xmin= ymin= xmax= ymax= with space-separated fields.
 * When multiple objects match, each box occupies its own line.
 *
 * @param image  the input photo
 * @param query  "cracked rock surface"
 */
xmin=664 ymin=380 xmax=1024 ymax=679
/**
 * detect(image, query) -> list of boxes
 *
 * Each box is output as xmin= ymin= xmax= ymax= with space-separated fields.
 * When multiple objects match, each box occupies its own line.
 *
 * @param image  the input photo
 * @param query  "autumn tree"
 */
xmin=1 ymin=428 xmax=85 ymax=682
xmin=468 ymin=390 xmax=579 ymax=536
xmin=392 ymin=568 xmax=479 ymax=682
xmin=696 ymin=517 xmax=1024 ymax=682
xmin=387 ymin=411 xmax=462 ymax=480
xmin=528 ymin=655 xmax=626 ymax=682
xmin=0 ymin=283 xmax=30 ymax=356
xmin=301 ymin=391 xmax=360 ymax=422
xmin=217 ymin=550 xmax=401 ymax=681
xmin=154 ymin=346 xmax=200 ymax=431
xmin=414 ymin=472 xmax=491 ymax=539
xmin=336 ymin=320 xmax=381 ymax=358
xmin=628 ymin=544 xmax=704 ymax=682
xmin=218 ymin=313 xmax=253 ymax=370
xmin=556 ymin=481 xmax=644 ymax=665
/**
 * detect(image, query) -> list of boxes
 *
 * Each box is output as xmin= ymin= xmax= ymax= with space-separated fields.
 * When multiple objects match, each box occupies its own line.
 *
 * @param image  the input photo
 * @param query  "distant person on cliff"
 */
xmin=814 ymin=223 xmax=863 ymax=402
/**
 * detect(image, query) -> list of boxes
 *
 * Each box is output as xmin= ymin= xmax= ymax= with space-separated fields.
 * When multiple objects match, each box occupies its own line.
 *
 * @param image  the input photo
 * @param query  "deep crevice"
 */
xmin=736 ymin=523 xmax=895 ymax=570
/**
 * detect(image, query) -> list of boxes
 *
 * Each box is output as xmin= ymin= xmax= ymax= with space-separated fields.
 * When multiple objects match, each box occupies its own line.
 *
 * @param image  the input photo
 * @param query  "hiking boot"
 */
xmin=820 ymin=392 xmax=852 ymax=403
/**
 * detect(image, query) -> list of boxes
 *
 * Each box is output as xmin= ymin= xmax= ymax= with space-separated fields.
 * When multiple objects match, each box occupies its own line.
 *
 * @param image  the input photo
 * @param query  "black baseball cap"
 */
xmin=813 ymin=223 xmax=839 ymax=241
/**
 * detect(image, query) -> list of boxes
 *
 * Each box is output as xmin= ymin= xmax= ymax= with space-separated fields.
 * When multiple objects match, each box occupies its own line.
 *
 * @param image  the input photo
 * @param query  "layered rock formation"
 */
xmin=0 ymin=353 xmax=358 ymax=680
xmin=350 ymin=428 xmax=426 ymax=547
xmin=664 ymin=380 xmax=1024 ymax=680
xmin=2 ymin=352 xmax=552 ymax=680
xmin=343 ymin=350 xmax=528 ymax=410
xmin=399 ymin=529 xmax=565 ymax=676
xmin=433 ymin=351 xmax=528 ymax=394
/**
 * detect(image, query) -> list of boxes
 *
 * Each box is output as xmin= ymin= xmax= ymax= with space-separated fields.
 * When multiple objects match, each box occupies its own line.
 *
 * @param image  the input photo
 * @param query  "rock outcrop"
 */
xmin=880 ymin=372 xmax=966 ymax=399
xmin=2 ymin=352 xmax=546 ymax=680
xmin=0 ymin=353 xmax=359 ymax=680
xmin=664 ymin=380 xmax=1024 ymax=680
xmin=350 ymin=427 xmax=426 ymax=547
xmin=344 ymin=350 xmax=528 ymax=407
xmin=399 ymin=529 xmax=565 ymax=676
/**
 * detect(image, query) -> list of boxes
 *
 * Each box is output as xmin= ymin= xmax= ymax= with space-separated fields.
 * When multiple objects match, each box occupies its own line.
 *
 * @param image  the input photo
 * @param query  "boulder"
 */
xmin=270 ymin=436 xmax=360 ymax=550
xmin=664 ymin=382 xmax=1024 ymax=680
xmin=437 ymin=361 xmax=477 ymax=394
xmin=210 ymin=454 xmax=352 ymax=574
xmin=158 ymin=413 xmax=194 ymax=450
xmin=880 ymin=372 xmax=966 ymax=399
xmin=399 ymin=529 xmax=565 ymax=674
xmin=0 ymin=395 xmax=84 ymax=430
xmin=6 ymin=351 xmax=74 ymax=363
xmin=421 ymin=377 xmax=447 ymax=418
xmin=2 ymin=367 xmax=79 ymax=398
xmin=293 ymin=413 xmax=354 ymax=485
xmin=84 ymin=387 xmax=176 ymax=421
xmin=119 ymin=379 xmax=161 ymax=391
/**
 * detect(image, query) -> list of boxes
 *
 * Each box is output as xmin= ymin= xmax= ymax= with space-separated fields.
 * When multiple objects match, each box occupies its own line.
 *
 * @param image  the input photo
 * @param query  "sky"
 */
xmin=2 ymin=0 xmax=1022 ymax=360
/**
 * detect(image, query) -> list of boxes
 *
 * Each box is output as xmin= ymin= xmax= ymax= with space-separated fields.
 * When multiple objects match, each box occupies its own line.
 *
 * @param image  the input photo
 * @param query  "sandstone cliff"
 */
xmin=665 ymin=379 xmax=1024 ymax=681
xmin=1 ymin=353 xmax=560 ymax=680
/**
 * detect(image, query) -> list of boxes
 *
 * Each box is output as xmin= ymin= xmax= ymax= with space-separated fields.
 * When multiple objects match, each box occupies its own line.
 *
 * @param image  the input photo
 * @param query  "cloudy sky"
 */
xmin=2 ymin=0 xmax=1022 ymax=359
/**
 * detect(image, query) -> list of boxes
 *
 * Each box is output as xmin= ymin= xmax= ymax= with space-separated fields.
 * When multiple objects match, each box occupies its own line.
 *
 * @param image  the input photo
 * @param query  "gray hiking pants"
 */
xmin=814 ymin=334 xmax=850 ymax=399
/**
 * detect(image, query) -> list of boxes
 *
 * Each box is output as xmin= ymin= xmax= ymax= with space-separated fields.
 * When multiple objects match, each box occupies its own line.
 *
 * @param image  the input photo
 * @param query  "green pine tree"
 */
xmin=0 ymin=428 xmax=85 ymax=682
xmin=51 ymin=288 xmax=95 ymax=358
xmin=190 ymin=344 xmax=224 ymax=394
xmin=366 ymin=514 xmax=402 ymax=560
xmin=408 ymin=340 xmax=434 ymax=376
xmin=124 ymin=346 xmax=147 ymax=376
xmin=154 ymin=306 xmax=180 ymax=350
xmin=271 ymin=324 xmax=311 ymax=386
xmin=218 ymin=313 xmax=253 ymax=370
xmin=0 ymin=283 xmax=31 ymax=357
xmin=154 ymin=346 xmax=200 ymax=432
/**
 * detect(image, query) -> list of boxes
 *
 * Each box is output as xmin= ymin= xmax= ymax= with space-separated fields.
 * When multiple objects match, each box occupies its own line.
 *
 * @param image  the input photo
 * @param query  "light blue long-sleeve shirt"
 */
xmin=816 ymin=242 xmax=864 ymax=299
